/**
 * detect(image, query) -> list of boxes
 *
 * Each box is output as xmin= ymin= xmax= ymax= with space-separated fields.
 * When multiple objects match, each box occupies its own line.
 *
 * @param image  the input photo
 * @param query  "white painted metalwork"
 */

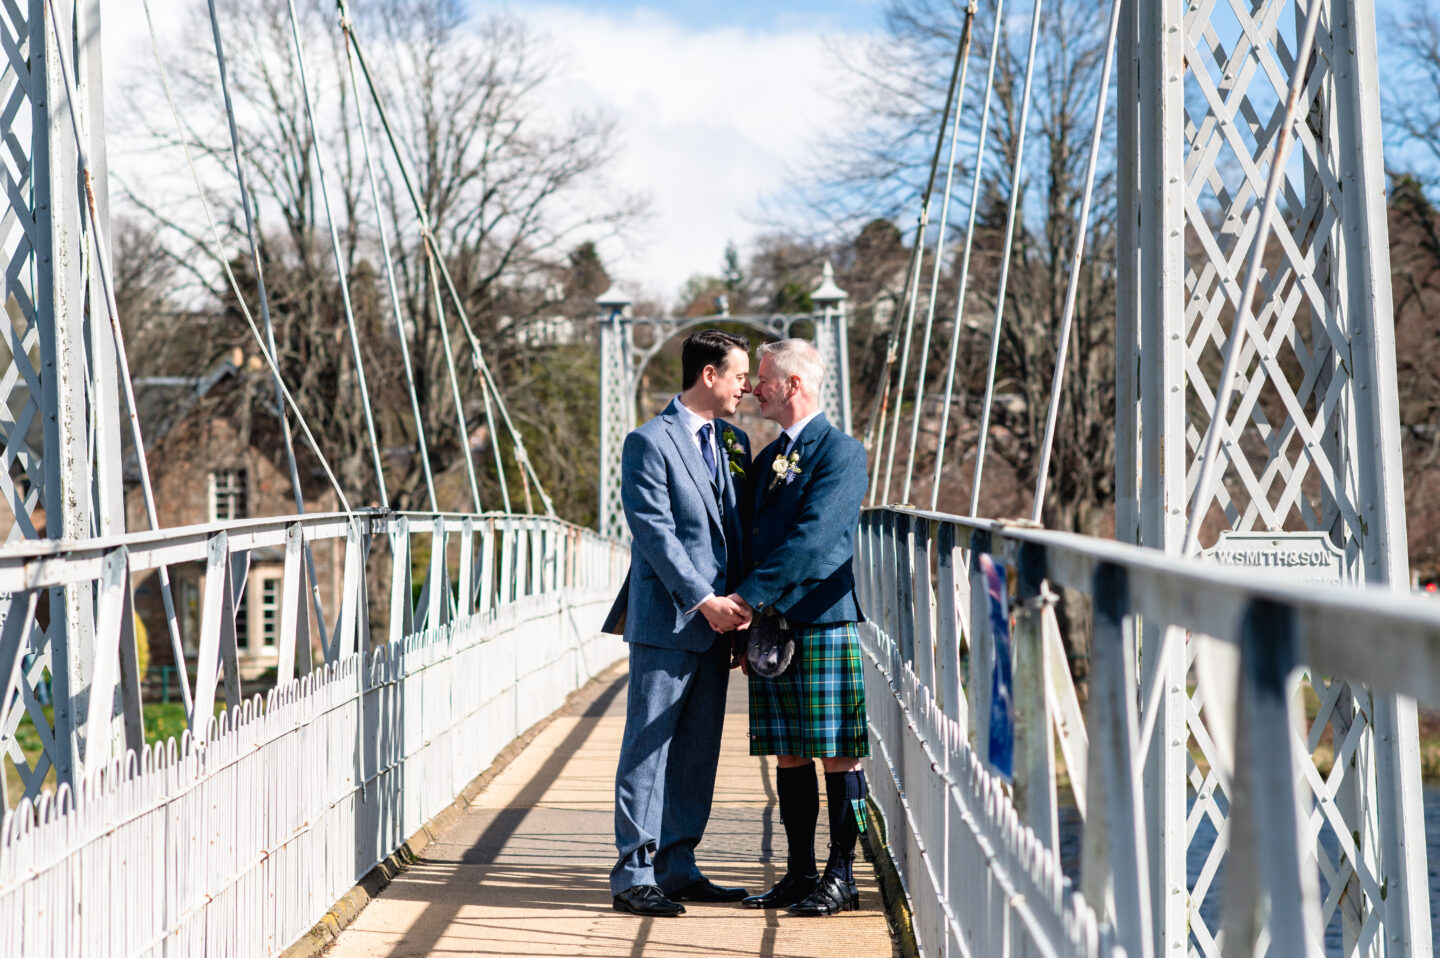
xmin=1117 ymin=0 xmax=1428 ymax=954
xmin=594 ymin=279 xmax=853 ymax=540
xmin=0 ymin=509 xmax=627 ymax=955
xmin=862 ymin=623 xmax=1116 ymax=958
xmin=858 ymin=505 xmax=1440 ymax=958
xmin=0 ymin=0 xmax=132 ymax=801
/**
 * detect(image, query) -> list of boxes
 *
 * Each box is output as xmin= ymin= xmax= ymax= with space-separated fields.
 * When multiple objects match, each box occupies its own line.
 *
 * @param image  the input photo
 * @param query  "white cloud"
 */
xmin=497 ymin=4 xmax=863 ymax=301
xmin=97 ymin=0 xmax=867 ymax=306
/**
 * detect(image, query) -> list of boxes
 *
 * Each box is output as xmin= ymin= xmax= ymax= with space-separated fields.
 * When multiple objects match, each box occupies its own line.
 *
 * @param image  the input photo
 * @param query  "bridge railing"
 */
xmin=857 ymin=505 xmax=1440 ymax=958
xmin=862 ymin=621 xmax=1118 ymax=957
xmin=0 ymin=510 xmax=627 ymax=957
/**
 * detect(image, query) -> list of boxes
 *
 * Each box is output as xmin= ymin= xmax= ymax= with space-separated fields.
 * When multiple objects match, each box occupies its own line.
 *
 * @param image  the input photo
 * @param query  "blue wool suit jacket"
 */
xmin=735 ymin=413 xmax=867 ymax=625
xmin=603 ymin=399 xmax=751 ymax=652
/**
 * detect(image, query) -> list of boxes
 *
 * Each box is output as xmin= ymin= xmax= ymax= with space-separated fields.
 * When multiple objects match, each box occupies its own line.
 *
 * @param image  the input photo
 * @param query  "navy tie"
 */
xmin=699 ymin=423 xmax=719 ymax=484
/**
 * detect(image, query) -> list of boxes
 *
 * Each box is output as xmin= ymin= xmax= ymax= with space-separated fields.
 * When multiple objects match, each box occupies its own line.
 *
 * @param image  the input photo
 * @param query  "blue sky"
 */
xmin=470 ymin=0 xmax=887 ymax=33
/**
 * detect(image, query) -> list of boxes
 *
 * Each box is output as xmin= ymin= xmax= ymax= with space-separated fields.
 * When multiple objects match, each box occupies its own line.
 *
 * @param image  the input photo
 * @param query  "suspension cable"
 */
xmin=929 ymin=0 xmax=1007 ymax=509
xmin=336 ymin=1 xmax=554 ymax=515
xmin=199 ymin=0 xmax=346 ymax=640
xmin=431 ymin=256 xmax=550 ymax=514
xmin=1028 ymin=0 xmax=1123 ymax=522
xmin=283 ymin=0 xmax=389 ymax=508
xmin=969 ymin=0 xmax=1046 ymax=518
xmin=196 ymin=0 xmax=351 ymax=514
xmin=864 ymin=236 xmax=921 ymax=503
xmin=339 ymin=35 xmax=438 ymax=511
xmin=425 ymin=243 xmax=485 ymax=513
xmin=46 ymin=0 xmax=191 ymax=714
xmin=479 ymin=371 xmax=513 ymax=513
xmin=1180 ymin=0 xmax=1326 ymax=557
xmin=900 ymin=2 xmax=979 ymax=504
xmin=865 ymin=22 xmax=973 ymax=506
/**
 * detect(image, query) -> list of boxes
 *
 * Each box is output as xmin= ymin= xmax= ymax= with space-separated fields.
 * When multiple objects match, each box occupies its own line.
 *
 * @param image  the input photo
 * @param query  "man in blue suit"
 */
xmin=607 ymin=329 xmax=755 ymax=917
xmin=727 ymin=338 xmax=871 ymax=917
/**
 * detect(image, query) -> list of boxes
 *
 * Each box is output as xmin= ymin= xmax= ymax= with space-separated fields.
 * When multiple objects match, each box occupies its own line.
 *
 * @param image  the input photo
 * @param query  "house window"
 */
xmin=180 ymin=578 xmax=200 ymax=654
xmin=258 ymin=576 xmax=280 ymax=648
xmin=234 ymin=586 xmax=250 ymax=650
xmin=211 ymin=468 xmax=248 ymax=522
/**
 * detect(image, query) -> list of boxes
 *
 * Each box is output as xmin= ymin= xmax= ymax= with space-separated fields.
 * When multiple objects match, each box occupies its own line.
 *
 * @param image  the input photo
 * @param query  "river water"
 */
xmin=1055 ymin=788 xmax=1440 ymax=953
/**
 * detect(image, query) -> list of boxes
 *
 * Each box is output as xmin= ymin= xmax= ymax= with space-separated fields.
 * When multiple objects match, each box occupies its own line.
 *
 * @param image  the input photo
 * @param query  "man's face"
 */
xmin=702 ymin=348 xmax=751 ymax=416
xmin=752 ymin=355 xmax=795 ymax=422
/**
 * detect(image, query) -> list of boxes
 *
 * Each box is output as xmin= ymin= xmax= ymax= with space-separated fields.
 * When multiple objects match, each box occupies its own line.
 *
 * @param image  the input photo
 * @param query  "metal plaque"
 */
xmin=1201 ymin=530 xmax=1347 ymax=585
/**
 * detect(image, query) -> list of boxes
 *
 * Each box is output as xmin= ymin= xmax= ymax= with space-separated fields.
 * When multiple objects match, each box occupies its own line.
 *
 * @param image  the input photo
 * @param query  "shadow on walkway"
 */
xmin=326 ymin=666 xmax=896 ymax=958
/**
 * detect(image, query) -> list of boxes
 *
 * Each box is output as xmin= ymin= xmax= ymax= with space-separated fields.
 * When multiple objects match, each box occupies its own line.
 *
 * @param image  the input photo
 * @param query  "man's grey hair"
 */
xmin=757 ymin=339 xmax=825 ymax=394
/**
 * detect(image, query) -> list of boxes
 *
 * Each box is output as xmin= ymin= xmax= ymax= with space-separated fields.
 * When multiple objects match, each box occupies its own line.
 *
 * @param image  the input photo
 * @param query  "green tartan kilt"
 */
xmin=748 ymin=621 xmax=870 ymax=758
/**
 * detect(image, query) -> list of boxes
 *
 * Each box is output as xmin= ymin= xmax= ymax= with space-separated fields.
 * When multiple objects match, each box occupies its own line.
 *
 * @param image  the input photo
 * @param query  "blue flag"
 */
xmin=980 ymin=553 xmax=1014 ymax=781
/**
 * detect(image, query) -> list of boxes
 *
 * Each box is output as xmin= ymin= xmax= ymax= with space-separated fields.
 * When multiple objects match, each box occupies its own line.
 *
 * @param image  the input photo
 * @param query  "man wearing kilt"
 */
xmin=727 ymin=339 xmax=871 ymax=917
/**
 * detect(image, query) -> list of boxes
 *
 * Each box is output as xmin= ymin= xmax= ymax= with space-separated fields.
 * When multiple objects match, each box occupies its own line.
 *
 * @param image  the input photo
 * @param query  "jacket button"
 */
xmin=751 ymin=560 xmax=759 ymax=569
xmin=751 ymin=526 xmax=759 ymax=535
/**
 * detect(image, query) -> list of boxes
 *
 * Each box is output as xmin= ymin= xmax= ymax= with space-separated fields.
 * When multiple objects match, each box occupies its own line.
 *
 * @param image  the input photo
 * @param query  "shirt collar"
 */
xmin=673 ymin=394 xmax=712 ymax=435
xmin=782 ymin=410 xmax=822 ymax=447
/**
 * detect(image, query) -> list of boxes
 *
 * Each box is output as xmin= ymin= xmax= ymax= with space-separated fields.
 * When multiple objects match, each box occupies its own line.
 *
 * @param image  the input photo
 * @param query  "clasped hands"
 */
xmin=699 ymin=593 xmax=753 ymax=632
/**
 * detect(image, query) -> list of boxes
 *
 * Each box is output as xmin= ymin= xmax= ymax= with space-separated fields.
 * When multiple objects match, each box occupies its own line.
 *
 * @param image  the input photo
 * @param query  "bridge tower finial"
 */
xmin=596 ymin=284 xmax=632 ymax=317
xmin=810 ymin=260 xmax=847 ymax=306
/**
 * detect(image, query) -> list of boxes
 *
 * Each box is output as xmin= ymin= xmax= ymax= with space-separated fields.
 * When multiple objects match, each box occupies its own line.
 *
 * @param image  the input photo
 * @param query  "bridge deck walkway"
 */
xmin=325 ymin=663 xmax=898 ymax=957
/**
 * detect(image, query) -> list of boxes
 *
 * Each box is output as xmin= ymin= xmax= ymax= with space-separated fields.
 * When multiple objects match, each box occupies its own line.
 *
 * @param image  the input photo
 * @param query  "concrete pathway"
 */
xmin=325 ymin=662 xmax=897 ymax=958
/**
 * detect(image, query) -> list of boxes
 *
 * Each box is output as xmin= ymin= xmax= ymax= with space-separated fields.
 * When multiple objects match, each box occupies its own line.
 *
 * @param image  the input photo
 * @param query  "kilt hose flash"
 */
xmin=747 ymin=621 xmax=870 ymax=758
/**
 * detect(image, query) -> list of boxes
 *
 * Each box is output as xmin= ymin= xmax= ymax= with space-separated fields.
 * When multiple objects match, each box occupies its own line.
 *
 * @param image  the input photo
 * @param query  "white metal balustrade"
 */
xmin=856 ymin=506 xmax=1440 ymax=958
xmin=861 ymin=623 xmax=1118 ymax=957
xmin=0 ymin=510 xmax=627 ymax=957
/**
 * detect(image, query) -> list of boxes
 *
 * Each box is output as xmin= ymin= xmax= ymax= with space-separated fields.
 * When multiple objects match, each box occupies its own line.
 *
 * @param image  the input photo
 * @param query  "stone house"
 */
xmin=125 ymin=356 xmax=344 ymax=682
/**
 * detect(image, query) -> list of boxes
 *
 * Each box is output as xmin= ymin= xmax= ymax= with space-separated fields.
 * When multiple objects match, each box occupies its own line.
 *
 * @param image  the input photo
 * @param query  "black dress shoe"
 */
xmin=787 ymin=874 xmax=859 ymax=916
xmin=669 ymin=877 xmax=748 ymax=902
xmin=740 ymin=871 xmax=820 ymax=909
xmin=613 ymin=884 xmax=686 ymax=917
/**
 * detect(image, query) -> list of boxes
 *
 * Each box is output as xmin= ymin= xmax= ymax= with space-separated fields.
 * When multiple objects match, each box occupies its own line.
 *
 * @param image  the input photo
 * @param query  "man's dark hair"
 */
xmin=681 ymin=329 xmax=749 ymax=389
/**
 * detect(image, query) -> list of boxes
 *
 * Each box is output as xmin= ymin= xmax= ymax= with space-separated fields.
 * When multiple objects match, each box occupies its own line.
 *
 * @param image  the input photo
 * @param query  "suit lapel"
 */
xmin=664 ymin=412 xmax=723 ymax=530
xmin=756 ymin=414 xmax=829 ymax=508
xmin=789 ymin=414 xmax=829 ymax=464
xmin=717 ymin=421 xmax=744 ymax=575
xmin=753 ymin=435 xmax=783 ymax=513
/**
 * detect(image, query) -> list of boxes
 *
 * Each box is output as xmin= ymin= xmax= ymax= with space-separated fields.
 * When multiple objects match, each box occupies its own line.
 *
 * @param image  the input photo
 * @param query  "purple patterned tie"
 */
xmin=699 ymin=423 xmax=719 ymax=484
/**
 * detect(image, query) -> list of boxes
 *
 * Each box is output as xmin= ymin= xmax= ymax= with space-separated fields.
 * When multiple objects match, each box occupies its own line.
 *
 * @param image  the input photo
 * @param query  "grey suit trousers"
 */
xmin=610 ymin=638 xmax=730 ymax=895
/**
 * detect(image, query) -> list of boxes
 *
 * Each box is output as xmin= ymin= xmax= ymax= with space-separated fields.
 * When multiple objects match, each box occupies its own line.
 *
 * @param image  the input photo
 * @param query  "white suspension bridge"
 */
xmin=0 ymin=1 xmax=1437 ymax=957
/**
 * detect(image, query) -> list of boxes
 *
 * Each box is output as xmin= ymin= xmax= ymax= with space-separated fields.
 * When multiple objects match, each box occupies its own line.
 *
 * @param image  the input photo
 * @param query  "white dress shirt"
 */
xmin=674 ymin=394 xmax=720 ymax=465
xmin=780 ymin=410 xmax=822 ymax=452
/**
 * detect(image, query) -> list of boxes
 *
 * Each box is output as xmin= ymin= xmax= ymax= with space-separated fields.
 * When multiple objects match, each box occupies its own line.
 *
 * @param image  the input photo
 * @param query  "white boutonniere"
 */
xmin=722 ymin=428 xmax=746 ymax=478
xmin=767 ymin=450 xmax=802 ymax=491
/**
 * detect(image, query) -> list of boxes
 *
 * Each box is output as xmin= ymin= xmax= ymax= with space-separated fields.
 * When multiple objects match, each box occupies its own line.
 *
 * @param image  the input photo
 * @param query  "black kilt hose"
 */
xmin=748 ymin=621 xmax=869 ymax=758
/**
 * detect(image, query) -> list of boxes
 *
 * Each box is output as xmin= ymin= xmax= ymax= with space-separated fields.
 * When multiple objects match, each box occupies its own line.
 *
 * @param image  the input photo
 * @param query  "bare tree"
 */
xmin=1382 ymin=5 xmax=1440 ymax=193
xmin=813 ymin=0 xmax=1116 ymax=534
xmin=112 ymin=216 xmax=204 ymax=381
xmin=1373 ymin=4 xmax=1440 ymax=578
xmin=790 ymin=0 xmax=1115 ymax=682
xmin=115 ymin=0 xmax=643 ymax=518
